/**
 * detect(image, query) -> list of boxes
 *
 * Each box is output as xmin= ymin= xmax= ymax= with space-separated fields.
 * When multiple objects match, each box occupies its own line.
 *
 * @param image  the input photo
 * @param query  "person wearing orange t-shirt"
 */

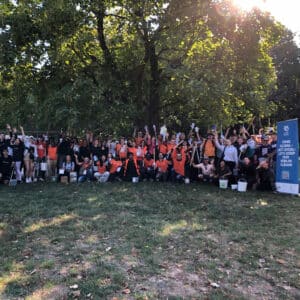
xmin=127 ymin=141 xmax=138 ymax=160
xmin=36 ymin=136 xmax=47 ymax=181
xmin=47 ymin=140 xmax=57 ymax=177
xmin=158 ymin=140 xmax=168 ymax=156
xmin=124 ymin=152 xmax=140 ymax=181
xmin=141 ymin=152 xmax=155 ymax=181
xmin=155 ymin=153 xmax=169 ymax=182
xmin=201 ymin=133 xmax=216 ymax=162
xmin=107 ymin=153 xmax=123 ymax=181
xmin=171 ymin=142 xmax=186 ymax=182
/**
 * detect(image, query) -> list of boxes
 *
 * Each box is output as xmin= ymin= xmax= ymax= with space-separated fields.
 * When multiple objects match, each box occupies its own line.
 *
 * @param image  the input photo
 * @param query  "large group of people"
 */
xmin=0 ymin=123 xmax=278 ymax=191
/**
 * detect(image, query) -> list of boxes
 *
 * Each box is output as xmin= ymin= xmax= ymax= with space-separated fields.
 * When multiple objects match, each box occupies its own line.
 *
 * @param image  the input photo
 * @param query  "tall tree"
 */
xmin=0 ymin=0 xmax=287 ymax=133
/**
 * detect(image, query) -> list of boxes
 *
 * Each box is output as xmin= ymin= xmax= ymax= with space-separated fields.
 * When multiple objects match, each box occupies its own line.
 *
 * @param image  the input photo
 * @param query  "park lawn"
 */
xmin=0 ymin=182 xmax=299 ymax=300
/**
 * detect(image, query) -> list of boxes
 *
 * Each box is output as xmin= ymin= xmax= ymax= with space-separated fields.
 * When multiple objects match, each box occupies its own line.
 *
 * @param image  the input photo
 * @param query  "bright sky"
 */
xmin=232 ymin=0 xmax=300 ymax=43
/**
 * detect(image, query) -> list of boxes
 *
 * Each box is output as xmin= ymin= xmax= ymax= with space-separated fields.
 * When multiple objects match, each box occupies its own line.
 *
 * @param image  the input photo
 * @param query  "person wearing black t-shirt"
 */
xmin=0 ymin=134 xmax=9 ymax=158
xmin=239 ymin=157 xmax=257 ymax=189
xmin=0 ymin=149 xmax=13 ymax=184
xmin=256 ymin=160 xmax=276 ymax=191
xmin=11 ymin=138 xmax=24 ymax=182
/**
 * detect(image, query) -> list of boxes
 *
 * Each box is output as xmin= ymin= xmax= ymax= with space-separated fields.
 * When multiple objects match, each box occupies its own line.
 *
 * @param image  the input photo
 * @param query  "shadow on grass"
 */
xmin=0 ymin=182 xmax=299 ymax=299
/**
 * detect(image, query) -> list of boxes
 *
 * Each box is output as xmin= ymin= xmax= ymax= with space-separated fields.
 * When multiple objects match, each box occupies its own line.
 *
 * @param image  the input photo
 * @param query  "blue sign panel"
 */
xmin=276 ymin=119 xmax=299 ymax=194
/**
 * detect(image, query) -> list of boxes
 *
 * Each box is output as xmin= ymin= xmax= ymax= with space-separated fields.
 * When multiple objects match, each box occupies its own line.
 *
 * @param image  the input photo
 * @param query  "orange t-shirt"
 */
xmin=48 ymin=146 xmax=57 ymax=160
xmin=96 ymin=161 xmax=107 ymax=174
xmin=155 ymin=159 xmax=168 ymax=173
xmin=167 ymin=142 xmax=176 ymax=153
xmin=172 ymin=150 xmax=186 ymax=176
xmin=128 ymin=147 xmax=137 ymax=160
xmin=37 ymin=142 xmax=46 ymax=158
xmin=159 ymin=143 xmax=168 ymax=155
xmin=109 ymin=159 xmax=122 ymax=174
xmin=144 ymin=158 xmax=154 ymax=168
xmin=203 ymin=140 xmax=215 ymax=157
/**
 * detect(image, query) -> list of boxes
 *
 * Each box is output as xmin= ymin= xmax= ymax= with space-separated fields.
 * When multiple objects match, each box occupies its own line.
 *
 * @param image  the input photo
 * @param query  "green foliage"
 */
xmin=269 ymin=29 xmax=300 ymax=121
xmin=0 ymin=0 xmax=292 ymax=133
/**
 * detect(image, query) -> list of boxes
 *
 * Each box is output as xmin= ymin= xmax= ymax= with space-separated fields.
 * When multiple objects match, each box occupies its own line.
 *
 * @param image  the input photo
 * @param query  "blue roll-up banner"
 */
xmin=276 ymin=119 xmax=299 ymax=195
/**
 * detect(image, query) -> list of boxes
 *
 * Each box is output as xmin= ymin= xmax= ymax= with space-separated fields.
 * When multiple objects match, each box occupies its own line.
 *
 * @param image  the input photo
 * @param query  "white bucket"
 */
xmin=9 ymin=179 xmax=18 ymax=187
xmin=59 ymin=168 xmax=65 ymax=175
xmin=70 ymin=172 xmax=77 ymax=183
xmin=238 ymin=180 xmax=247 ymax=192
xmin=219 ymin=179 xmax=228 ymax=189
xmin=40 ymin=162 xmax=47 ymax=171
xmin=99 ymin=176 xmax=107 ymax=183
xmin=132 ymin=177 xmax=139 ymax=183
xmin=231 ymin=184 xmax=238 ymax=190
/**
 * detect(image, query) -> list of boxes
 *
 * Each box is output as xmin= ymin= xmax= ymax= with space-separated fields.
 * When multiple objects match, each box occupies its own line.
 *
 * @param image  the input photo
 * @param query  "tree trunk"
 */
xmin=148 ymin=41 xmax=160 ymax=126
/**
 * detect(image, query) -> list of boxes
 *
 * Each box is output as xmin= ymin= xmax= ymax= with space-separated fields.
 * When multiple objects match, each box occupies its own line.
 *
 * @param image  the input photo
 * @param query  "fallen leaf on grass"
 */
xmin=131 ymin=247 xmax=139 ymax=256
xmin=276 ymin=259 xmax=287 ymax=265
xmin=158 ymin=263 xmax=168 ymax=269
xmin=122 ymin=288 xmax=131 ymax=294
xmin=71 ymin=290 xmax=81 ymax=298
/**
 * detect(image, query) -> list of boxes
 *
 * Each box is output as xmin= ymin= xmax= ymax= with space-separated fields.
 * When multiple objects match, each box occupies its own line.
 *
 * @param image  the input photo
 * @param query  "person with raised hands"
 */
xmin=74 ymin=154 xmax=93 ymax=183
xmin=11 ymin=137 xmax=24 ymax=183
xmin=20 ymin=126 xmax=37 ymax=183
xmin=193 ymin=156 xmax=215 ymax=183
xmin=170 ymin=140 xmax=187 ymax=183
xmin=201 ymin=132 xmax=216 ymax=163
xmin=213 ymin=131 xmax=238 ymax=173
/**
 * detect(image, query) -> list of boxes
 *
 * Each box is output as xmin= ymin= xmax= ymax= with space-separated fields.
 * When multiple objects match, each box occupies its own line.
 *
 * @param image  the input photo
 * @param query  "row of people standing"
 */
xmin=0 ymin=125 xmax=277 ymax=190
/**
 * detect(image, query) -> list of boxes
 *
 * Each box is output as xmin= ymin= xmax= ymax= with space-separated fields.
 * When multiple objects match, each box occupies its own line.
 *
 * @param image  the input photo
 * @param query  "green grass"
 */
xmin=0 ymin=182 xmax=299 ymax=299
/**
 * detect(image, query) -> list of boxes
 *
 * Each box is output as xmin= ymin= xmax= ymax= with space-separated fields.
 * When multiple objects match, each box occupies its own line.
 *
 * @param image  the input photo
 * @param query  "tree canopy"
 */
xmin=0 ymin=0 xmax=298 ymax=134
